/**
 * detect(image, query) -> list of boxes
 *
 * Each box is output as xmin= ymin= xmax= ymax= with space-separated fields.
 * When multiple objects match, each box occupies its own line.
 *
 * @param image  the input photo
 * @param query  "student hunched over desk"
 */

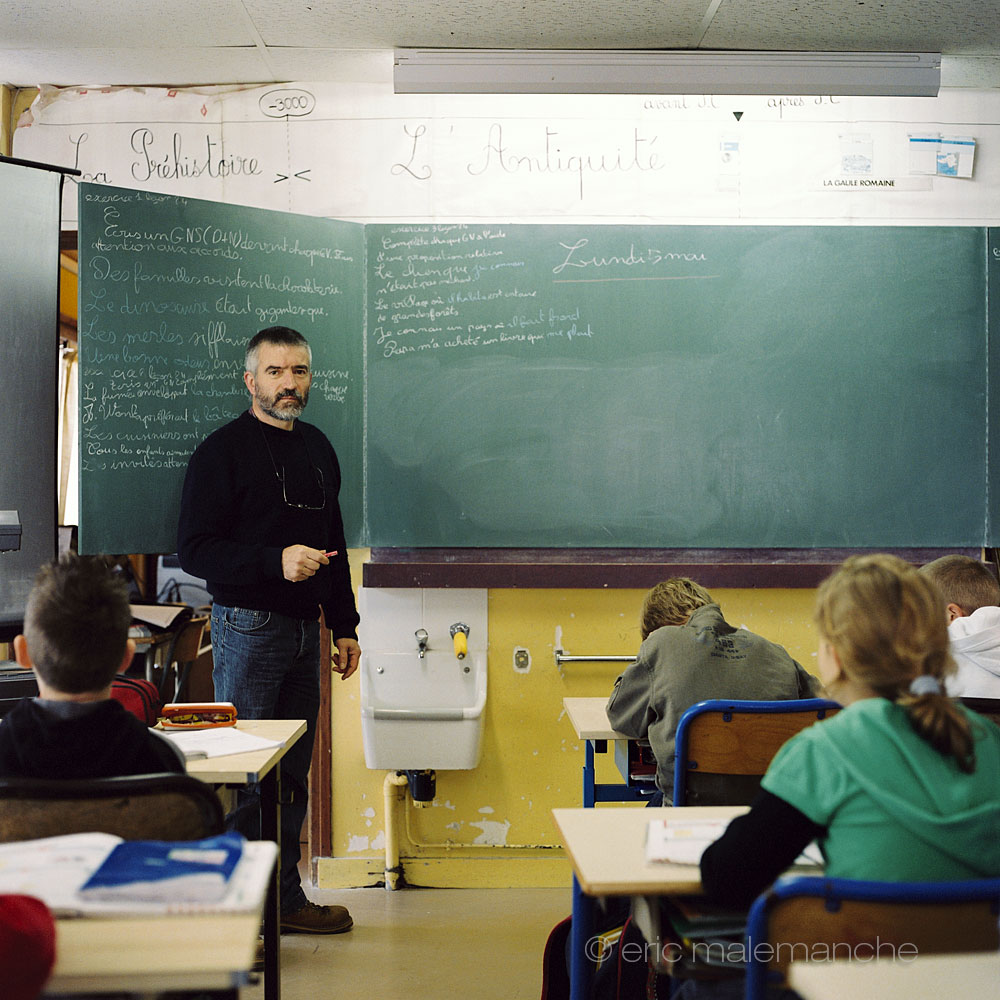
xmin=605 ymin=577 xmax=820 ymax=805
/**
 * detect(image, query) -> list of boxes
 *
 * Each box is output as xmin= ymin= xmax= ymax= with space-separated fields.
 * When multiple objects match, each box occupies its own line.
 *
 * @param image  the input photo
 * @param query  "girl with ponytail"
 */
xmin=699 ymin=553 xmax=1000 ymax=909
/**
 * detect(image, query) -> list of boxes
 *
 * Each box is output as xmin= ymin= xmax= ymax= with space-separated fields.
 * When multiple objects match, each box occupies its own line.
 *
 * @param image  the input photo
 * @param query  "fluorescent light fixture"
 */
xmin=394 ymin=49 xmax=941 ymax=97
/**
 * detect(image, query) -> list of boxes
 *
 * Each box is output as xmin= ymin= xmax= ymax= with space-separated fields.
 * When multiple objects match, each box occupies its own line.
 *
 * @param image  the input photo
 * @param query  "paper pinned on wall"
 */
xmin=936 ymin=136 xmax=976 ymax=177
xmin=908 ymin=133 xmax=976 ymax=177
xmin=840 ymin=133 xmax=873 ymax=175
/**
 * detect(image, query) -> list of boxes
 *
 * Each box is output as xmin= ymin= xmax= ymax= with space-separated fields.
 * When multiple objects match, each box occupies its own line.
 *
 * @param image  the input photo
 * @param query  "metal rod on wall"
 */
xmin=554 ymin=648 xmax=634 ymax=667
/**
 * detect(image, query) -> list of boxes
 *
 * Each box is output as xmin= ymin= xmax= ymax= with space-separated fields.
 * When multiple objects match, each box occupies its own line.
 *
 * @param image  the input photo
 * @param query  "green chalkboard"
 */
xmin=77 ymin=196 xmax=996 ymax=553
xmin=77 ymin=184 xmax=365 ymax=555
xmin=365 ymin=223 xmax=993 ymax=548
xmin=990 ymin=227 xmax=1000 ymax=542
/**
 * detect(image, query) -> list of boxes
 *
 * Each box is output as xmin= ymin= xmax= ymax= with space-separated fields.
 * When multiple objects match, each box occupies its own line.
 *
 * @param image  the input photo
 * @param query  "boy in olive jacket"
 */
xmin=607 ymin=578 xmax=819 ymax=803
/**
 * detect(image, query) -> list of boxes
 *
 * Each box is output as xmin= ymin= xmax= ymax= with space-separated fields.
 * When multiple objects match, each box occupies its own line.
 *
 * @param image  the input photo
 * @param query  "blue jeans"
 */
xmin=211 ymin=604 xmax=320 ymax=914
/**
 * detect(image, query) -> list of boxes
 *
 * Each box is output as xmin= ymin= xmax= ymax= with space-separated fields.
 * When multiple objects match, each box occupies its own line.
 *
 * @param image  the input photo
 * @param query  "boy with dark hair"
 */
xmin=920 ymin=553 xmax=1000 ymax=698
xmin=2 ymin=554 xmax=184 ymax=778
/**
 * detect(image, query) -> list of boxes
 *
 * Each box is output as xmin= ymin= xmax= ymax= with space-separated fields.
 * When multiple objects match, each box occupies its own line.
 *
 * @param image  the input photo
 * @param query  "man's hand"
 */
xmin=281 ymin=544 xmax=329 ymax=582
xmin=333 ymin=637 xmax=361 ymax=680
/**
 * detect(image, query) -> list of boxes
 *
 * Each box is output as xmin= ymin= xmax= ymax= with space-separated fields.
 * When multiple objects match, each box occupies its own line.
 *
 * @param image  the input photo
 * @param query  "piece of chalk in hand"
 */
xmin=324 ymin=550 xmax=339 ymax=557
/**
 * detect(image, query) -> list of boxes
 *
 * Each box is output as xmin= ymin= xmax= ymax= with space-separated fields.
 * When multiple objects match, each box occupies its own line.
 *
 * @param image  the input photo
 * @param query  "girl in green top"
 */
xmin=701 ymin=552 xmax=1000 ymax=907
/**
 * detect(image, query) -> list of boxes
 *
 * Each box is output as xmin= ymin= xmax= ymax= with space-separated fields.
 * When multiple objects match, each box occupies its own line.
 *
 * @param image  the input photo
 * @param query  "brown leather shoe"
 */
xmin=280 ymin=901 xmax=353 ymax=935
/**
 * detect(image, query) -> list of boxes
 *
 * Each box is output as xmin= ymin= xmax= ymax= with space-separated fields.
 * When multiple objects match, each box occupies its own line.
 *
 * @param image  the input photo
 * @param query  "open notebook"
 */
xmin=646 ymin=816 xmax=823 ymax=868
xmin=160 ymin=726 xmax=286 ymax=760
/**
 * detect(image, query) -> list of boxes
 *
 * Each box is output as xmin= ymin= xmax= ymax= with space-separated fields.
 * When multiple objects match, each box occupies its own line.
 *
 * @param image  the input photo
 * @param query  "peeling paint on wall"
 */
xmin=470 ymin=818 xmax=511 ymax=846
xmin=347 ymin=834 xmax=370 ymax=853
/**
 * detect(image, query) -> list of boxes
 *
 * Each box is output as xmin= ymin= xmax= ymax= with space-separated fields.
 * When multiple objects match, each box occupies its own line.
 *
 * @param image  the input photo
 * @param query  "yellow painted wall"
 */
xmin=322 ymin=556 xmax=820 ymax=888
xmin=1 ymin=86 xmax=12 ymax=155
xmin=60 ymin=259 xmax=78 ymax=320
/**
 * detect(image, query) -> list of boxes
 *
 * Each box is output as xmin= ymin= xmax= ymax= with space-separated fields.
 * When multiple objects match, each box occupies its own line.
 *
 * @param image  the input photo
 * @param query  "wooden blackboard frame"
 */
xmin=362 ymin=546 xmax=982 ymax=589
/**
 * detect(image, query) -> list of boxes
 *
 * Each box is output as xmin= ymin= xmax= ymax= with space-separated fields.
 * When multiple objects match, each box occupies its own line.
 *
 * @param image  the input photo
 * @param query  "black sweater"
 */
xmin=177 ymin=409 xmax=359 ymax=639
xmin=0 ymin=699 xmax=184 ymax=779
xmin=699 ymin=789 xmax=825 ymax=909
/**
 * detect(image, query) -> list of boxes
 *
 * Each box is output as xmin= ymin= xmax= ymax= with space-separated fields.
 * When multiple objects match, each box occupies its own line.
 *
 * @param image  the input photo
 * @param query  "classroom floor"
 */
xmin=241 ymin=882 xmax=571 ymax=1000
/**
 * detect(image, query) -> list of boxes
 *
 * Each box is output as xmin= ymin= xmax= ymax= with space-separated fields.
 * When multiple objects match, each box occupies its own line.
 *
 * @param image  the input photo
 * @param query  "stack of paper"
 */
xmin=645 ymin=818 xmax=728 ymax=865
xmin=161 ymin=727 xmax=285 ymax=760
xmin=658 ymin=897 xmax=749 ymax=976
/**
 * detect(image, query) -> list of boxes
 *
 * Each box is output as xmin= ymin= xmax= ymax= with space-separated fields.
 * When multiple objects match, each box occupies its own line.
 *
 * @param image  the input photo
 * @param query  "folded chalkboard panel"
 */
xmin=989 ymin=227 xmax=1000 ymax=545
xmin=77 ymin=184 xmax=365 ymax=555
xmin=365 ymin=223 xmax=990 ymax=548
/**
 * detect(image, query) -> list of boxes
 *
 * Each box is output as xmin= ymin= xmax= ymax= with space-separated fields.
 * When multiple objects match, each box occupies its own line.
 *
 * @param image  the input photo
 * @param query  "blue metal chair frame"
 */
xmin=672 ymin=698 xmax=840 ymax=806
xmin=744 ymin=874 xmax=1000 ymax=1000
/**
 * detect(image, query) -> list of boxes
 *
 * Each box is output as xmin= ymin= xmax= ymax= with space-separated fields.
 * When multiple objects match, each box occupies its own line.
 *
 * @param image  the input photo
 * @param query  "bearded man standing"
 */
xmin=178 ymin=325 xmax=360 ymax=934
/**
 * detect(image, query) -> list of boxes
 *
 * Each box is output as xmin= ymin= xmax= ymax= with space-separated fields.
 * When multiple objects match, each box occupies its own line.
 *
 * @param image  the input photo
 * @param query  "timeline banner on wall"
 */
xmin=13 ymin=83 xmax=1000 ymax=228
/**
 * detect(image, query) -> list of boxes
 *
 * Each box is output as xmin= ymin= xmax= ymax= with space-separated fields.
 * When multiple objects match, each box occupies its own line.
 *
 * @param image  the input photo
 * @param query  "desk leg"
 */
xmin=259 ymin=765 xmax=282 ymax=1000
xmin=569 ymin=875 xmax=593 ymax=1000
xmin=583 ymin=740 xmax=596 ymax=808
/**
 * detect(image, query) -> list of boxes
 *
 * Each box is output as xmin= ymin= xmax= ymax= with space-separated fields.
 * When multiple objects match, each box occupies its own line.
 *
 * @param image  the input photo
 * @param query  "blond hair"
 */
xmin=640 ymin=578 xmax=714 ymax=639
xmin=815 ymin=553 xmax=974 ymax=772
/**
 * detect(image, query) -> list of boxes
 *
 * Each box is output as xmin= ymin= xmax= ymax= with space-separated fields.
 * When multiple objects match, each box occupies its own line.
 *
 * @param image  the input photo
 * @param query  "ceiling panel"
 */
xmin=0 ymin=0 xmax=256 ymax=49
xmin=702 ymin=0 xmax=1000 ymax=54
xmin=1 ymin=0 xmax=1000 ymax=89
xmin=243 ymin=1 xmax=712 ymax=49
xmin=1 ymin=48 xmax=275 ymax=89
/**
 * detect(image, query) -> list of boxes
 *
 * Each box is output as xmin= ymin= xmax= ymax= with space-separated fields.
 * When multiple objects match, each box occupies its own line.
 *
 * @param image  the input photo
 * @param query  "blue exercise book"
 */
xmin=78 ymin=832 xmax=245 ymax=903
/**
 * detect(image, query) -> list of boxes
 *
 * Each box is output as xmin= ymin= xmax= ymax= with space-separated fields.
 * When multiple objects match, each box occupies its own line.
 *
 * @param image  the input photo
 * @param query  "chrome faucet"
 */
xmin=415 ymin=628 xmax=429 ymax=658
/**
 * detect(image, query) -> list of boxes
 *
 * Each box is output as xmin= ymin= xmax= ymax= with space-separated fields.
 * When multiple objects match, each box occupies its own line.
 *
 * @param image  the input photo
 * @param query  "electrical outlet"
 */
xmin=513 ymin=647 xmax=531 ymax=673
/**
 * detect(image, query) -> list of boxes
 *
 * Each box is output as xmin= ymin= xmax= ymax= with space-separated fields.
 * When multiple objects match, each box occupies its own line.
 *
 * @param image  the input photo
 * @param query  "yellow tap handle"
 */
xmin=453 ymin=630 xmax=468 ymax=659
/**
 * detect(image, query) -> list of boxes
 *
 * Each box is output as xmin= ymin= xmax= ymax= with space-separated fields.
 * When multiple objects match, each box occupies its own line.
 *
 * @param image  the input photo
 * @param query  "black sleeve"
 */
xmin=317 ymin=443 xmax=359 ymax=641
xmin=699 ymin=789 xmax=825 ymax=909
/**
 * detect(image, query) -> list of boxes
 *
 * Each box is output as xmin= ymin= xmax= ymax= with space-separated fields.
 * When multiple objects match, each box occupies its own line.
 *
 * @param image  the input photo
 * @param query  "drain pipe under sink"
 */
xmin=383 ymin=770 xmax=410 ymax=890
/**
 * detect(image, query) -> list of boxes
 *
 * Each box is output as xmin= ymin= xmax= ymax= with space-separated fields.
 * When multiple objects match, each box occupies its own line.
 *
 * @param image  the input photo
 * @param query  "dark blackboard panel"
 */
xmin=365 ymin=224 xmax=989 ymax=548
xmin=990 ymin=228 xmax=1000 ymax=543
xmin=77 ymin=184 xmax=365 ymax=555
xmin=0 ymin=162 xmax=59 ymax=627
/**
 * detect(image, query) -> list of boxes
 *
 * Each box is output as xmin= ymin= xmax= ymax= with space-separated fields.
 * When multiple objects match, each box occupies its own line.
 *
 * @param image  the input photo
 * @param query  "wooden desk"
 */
xmin=787 ymin=952 xmax=1000 ymax=1000
xmin=553 ymin=805 xmax=745 ymax=895
xmin=562 ymin=697 xmax=650 ymax=806
xmin=47 ymin=840 xmax=277 ymax=997
xmin=49 ymin=913 xmax=258 ymax=996
xmin=187 ymin=718 xmax=307 ymax=1000
xmin=552 ymin=805 xmax=746 ymax=1000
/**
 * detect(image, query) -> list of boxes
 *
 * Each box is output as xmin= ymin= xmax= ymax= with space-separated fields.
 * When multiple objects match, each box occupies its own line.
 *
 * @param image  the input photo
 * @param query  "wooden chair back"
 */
xmin=159 ymin=615 xmax=209 ymax=702
xmin=960 ymin=696 xmax=1000 ymax=728
xmin=673 ymin=699 xmax=840 ymax=806
xmin=745 ymin=875 xmax=1000 ymax=998
xmin=0 ymin=773 xmax=224 ymax=843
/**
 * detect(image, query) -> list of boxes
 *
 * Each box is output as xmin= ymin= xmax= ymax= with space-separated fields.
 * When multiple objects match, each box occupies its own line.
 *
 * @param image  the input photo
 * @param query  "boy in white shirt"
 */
xmin=920 ymin=554 xmax=1000 ymax=698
